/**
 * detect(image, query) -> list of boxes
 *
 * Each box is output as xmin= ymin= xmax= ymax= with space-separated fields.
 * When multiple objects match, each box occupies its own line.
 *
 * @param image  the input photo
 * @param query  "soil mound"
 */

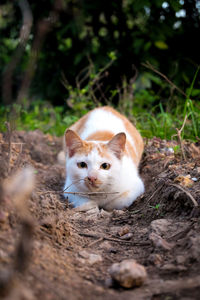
xmin=0 ymin=131 xmax=200 ymax=299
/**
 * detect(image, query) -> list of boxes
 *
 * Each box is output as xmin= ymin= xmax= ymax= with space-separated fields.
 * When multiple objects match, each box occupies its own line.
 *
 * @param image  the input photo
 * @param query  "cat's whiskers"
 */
xmin=63 ymin=178 xmax=119 ymax=199
xmin=63 ymin=179 xmax=85 ymax=192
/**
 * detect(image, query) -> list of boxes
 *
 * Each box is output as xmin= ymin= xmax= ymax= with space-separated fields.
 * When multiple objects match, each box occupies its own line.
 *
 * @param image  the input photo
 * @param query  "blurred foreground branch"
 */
xmin=0 ymin=167 xmax=35 ymax=299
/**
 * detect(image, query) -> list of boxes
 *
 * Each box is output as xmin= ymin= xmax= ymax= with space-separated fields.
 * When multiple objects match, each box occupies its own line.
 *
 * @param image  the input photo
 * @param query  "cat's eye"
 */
xmin=77 ymin=162 xmax=87 ymax=168
xmin=100 ymin=163 xmax=111 ymax=170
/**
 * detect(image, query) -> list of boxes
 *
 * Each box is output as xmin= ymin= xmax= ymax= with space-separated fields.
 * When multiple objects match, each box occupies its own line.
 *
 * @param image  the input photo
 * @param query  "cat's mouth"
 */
xmin=84 ymin=178 xmax=102 ymax=191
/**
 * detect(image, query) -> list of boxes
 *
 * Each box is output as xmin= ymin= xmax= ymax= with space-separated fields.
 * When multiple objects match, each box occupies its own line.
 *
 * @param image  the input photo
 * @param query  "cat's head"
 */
xmin=65 ymin=129 xmax=126 ymax=192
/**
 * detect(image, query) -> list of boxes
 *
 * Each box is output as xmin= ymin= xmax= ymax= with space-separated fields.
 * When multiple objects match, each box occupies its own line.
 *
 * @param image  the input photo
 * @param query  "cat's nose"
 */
xmin=87 ymin=176 xmax=97 ymax=183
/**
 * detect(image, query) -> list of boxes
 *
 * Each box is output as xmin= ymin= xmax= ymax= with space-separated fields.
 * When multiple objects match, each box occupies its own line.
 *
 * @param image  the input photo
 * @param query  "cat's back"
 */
xmin=70 ymin=106 xmax=143 ymax=165
xmin=72 ymin=106 xmax=126 ymax=138
xmin=70 ymin=106 xmax=134 ymax=138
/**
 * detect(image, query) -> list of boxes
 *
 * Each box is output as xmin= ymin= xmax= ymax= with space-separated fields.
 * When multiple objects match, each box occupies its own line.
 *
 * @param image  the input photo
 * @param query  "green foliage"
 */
xmin=1 ymin=0 xmax=200 ymax=105
xmin=149 ymin=203 xmax=161 ymax=210
xmin=173 ymin=145 xmax=181 ymax=154
xmin=0 ymin=41 xmax=199 ymax=141
xmin=1 ymin=62 xmax=199 ymax=142
xmin=62 ymin=51 xmax=117 ymax=114
xmin=0 ymin=102 xmax=78 ymax=136
xmin=134 ymin=102 xmax=200 ymax=141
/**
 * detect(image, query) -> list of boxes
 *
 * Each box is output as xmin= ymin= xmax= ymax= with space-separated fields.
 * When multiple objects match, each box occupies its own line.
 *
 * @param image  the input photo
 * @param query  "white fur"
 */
xmin=64 ymin=108 xmax=144 ymax=210
xmin=80 ymin=109 xmax=138 ymax=158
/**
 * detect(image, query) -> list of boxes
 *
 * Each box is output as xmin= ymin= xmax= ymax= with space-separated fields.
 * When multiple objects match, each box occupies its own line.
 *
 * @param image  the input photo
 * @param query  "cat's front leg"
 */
xmin=103 ymin=191 xmax=134 ymax=211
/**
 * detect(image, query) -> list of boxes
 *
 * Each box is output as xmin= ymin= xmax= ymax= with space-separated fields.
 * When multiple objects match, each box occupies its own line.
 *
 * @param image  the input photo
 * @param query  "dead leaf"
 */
xmin=174 ymin=175 xmax=194 ymax=187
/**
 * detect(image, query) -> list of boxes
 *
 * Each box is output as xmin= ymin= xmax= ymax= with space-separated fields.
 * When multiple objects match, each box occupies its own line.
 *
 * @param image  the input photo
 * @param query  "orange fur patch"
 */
xmin=86 ymin=130 xmax=114 ymax=141
xmin=65 ymin=106 xmax=143 ymax=165
xmin=101 ymin=107 xmax=143 ymax=165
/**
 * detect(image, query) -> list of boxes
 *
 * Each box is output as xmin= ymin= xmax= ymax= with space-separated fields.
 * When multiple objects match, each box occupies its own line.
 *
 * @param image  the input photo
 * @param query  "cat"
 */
xmin=63 ymin=106 xmax=144 ymax=211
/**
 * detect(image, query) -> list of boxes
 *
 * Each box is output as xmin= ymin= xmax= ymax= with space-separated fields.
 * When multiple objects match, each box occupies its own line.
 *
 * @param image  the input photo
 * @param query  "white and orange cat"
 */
xmin=63 ymin=106 xmax=144 ymax=211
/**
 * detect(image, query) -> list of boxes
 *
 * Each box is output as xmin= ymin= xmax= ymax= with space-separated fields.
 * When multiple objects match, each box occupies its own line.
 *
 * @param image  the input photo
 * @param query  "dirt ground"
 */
xmin=0 ymin=130 xmax=200 ymax=300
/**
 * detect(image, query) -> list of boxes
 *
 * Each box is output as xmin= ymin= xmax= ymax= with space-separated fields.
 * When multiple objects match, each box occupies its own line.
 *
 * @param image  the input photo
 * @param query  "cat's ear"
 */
xmin=107 ymin=132 xmax=126 ymax=159
xmin=65 ymin=130 xmax=83 ymax=157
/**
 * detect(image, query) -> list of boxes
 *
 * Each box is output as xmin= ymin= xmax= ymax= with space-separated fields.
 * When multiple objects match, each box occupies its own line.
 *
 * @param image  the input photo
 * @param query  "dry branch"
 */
xmin=1 ymin=167 xmax=36 ymax=298
xmin=169 ymin=183 xmax=198 ymax=207
xmin=37 ymin=189 xmax=119 ymax=199
xmin=142 ymin=61 xmax=187 ymax=97
xmin=4 ymin=122 xmax=12 ymax=175
xmin=79 ymin=232 xmax=150 ymax=246
xmin=37 ymin=178 xmax=119 ymax=199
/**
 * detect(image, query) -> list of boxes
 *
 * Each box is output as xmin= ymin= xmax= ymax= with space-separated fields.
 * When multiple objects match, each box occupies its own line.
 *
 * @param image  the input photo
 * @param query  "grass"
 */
xmin=0 ymin=102 xmax=79 ymax=136
xmin=0 ymin=62 xmax=199 ymax=141
xmin=0 ymin=96 xmax=199 ymax=141
xmin=134 ymin=100 xmax=200 ymax=141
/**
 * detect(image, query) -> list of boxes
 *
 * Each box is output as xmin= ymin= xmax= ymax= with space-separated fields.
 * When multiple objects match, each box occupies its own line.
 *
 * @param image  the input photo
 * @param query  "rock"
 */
xmin=112 ymin=210 xmax=125 ymax=217
xmin=120 ymin=233 xmax=133 ymax=240
xmin=187 ymin=233 xmax=200 ymax=261
xmin=150 ymin=219 xmax=172 ymax=236
xmin=118 ymin=225 xmax=130 ymax=237
xmin=0 ymin=211 xmax=9 ymax=224
xmin=78 ymin=251 xmax=103 ymax=265
xmin=148 ymin=254 xmax=163 ymax=266
xmin=109 ymin=259 xmax=147 ymax=288
xmin=99 ymin=241 xmax=112 ymax=251
xmin=149 ymin=232 xmax=174 ymax=251
xmin=98 ymin=209 xmax=111 ymax=218
xmin=88 ymin=253 xmax=103 ymax=264
xmin=105 ymin=277 xmax=113 ymax=288
xmin=176 ymin=255 xmax=186 ymax=264
xmin=160 ymin=263 xmax=187 ymax=272
xmin=191 ymin=177 xmax=198 ymax=182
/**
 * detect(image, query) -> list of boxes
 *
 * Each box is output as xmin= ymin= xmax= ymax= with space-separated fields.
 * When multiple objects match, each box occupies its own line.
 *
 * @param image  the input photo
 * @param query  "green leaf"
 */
xmin=154 ymin=41 xmax=168 ymax=50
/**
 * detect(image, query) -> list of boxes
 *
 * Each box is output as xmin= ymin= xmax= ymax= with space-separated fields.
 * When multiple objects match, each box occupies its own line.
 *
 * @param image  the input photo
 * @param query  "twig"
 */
xmin=76 ymin=65 xmax=92 ymax=89
xmin=175 ymin=114 xmax=187 ymax=160
xmin=86 ymin=237 xmax=104 ymax=248
xmin=167 ymin=222 xmax=195 ymax=241
xmin=0 ymin=142 xmax=25 ymax=145
xmin=13 ymin=143 xmax=24 ymax=171
xmin=79 ymin=232 xmax=150 ymax=246
xmin=130 ymin=183 xmax=165 ymax=215
xmin=5 ymin=122 xmax=12 ymax=175
xmin=64 ymin=191 xmax=119 ymax=197
xmin=37 ymin=190 xmax=119 ymax=198
xmin=142 ymin=61 xmax=187 ymax=97
xmin=63 ymin=179 xmax=85 ymax=192
xmin=38 ymin=178 xmax=119 ymax=198
xmin=169 ymin=183 xmax=198 ymax=207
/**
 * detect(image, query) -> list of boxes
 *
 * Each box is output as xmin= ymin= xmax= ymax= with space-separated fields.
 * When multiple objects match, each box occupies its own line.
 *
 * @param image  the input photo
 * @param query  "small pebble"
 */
xmin=120 ymin=233 xmax=133 ymax=240
xmin=167 ymin=147 xmax=174 ymax=153
xmin=148 ymin=253 xmax=163 ymax=266
xmin=112 ymin=209 xmax=125 ymax=217
xmin=149 ymin=232 xmax=174 ymax=251
xmin=191 ymin=177 xmax=198 ymax=182
xmin=160 ymin=263 xmax=187 ymax=272
xmin=78 ymin=251 xmax=102 ymax=265
xmin=176 ymin=255 xmax=186 ymax=264
xmin=118 ymin=225 xmax=130 ymax=237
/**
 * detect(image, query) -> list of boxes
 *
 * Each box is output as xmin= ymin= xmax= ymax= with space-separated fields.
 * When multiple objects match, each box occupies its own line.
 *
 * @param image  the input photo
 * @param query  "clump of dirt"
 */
xmin=0 ymin=131 xmax=200 ymax=299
